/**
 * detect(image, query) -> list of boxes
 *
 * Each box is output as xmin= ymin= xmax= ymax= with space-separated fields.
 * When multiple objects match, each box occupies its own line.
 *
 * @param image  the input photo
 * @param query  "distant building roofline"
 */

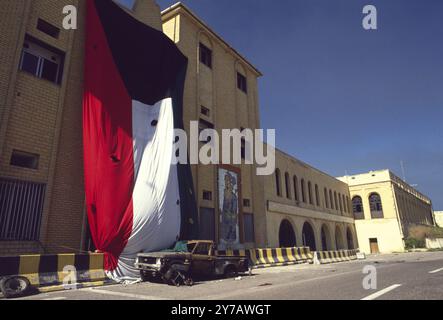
xmin=161 ymin=2 xmax=263 ymax=77
xmin=338 ymin=169 xmax=431 ymax=204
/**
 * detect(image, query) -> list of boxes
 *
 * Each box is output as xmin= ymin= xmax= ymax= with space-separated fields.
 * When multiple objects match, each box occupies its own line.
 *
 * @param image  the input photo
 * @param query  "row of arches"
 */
xmin=278 ymin=219 xmax=355 ymax=251
xmin=352 ymin=193 xmax=384 ymax=220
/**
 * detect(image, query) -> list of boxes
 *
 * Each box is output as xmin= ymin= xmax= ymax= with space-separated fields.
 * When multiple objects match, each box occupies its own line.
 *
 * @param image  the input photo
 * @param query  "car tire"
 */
xmin=224 ymin=265 xmax=238 ymax=279
xmin=0 ymin=276 xmax=31 ymax=299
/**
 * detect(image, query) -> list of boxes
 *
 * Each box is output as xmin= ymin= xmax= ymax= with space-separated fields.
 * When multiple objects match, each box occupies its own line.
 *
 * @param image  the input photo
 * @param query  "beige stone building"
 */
xmin=0 ymin=0 xmax=269 ymax=255
xmin=265 ymin=149 xmax=357 ymax=251
xmin=161 ymin=3 xmax=266 ymax=249
xmin=338 ymin=170 xmax=434 ymax=254
xmin=434 ymin=211 xmax=443 ymax=228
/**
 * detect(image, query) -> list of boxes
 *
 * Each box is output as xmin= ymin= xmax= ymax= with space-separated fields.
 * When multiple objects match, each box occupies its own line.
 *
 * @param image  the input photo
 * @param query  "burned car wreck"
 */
xmin=135 ymin=241 xmax=249 ymax=286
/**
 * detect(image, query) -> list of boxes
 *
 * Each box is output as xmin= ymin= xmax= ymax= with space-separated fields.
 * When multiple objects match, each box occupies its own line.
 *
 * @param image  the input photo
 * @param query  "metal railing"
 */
xmin=0 ymin=178 xmax=46 ymax=241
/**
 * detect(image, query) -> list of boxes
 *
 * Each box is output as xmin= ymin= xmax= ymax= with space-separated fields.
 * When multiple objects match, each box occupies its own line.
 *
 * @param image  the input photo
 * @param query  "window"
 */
xmin=243 ymin=199 xmax=251 ymax=208
xmin=237 ymin=72 xmax=247 ymax=93
xmin=301 ymin=179 xmax=306 ymax=203
xmin=0 ymin=178 xmax=46 ymax=241
xmin=329 ymin=190 xmax=334 ymax=209
xmin=324 ymin=188 xmax=329 ymax=208
xmin=241 ymin=137 xmax=247 ymax=160
xmin=343 ymin=195 xmax=347 ymax=213
xmin=315 ymin=184 xmax=320 ymax=206
xmin=10 ymin=150 xmax=39 ymax=170
xmin=19 ymin=36 xmax=64 ymax=84
xmin=202 ymin=190 xmax=212 ymax=201
xmin=275 ymin=169 xmax=282 ymax=197
xmin=369 ymin=193 xmax=384 ymax=219
xmin=193 ymin=242 xmax=211 ymax=255
xmin=243 ymin=213 xmax=255 ymax=243
xmin=37 ymin=19 xmax=60 ymax=38
xmin=334 ymin=191 xmax=338 ymax=211
xmin=285 ymin=172 xmax=291 ymax=199
xmin=352 ymin=196 xmax=364 ymax=219
xmin=199 ymin=43 xmax=212 ymax=68
xmin=201 ymin=106 xmax=210 ymax=117
xmin=308 ymin=181 xmax=313 ymax=205
xmin=293 ymin=176 xmax=299 ymax=202
xmin=338 ymin=193 xmax=343 ymax=213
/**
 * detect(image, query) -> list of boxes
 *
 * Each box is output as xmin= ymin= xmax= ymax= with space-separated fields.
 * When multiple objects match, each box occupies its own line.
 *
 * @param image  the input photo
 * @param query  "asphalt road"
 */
xmin=7 ymin=251 xmax=443 ymax=300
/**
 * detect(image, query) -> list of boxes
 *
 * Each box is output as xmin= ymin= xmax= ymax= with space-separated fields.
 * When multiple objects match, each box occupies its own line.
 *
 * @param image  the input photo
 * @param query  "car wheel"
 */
xmin=224 ymin=265 xmax=238 ymax=279
xmin=0 ymin=276 xmax=31 ymax=299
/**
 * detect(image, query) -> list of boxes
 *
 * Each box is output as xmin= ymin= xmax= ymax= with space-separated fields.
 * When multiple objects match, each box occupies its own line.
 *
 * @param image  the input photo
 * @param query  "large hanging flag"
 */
xmin=83 ymin=0 xmax=198 ymax=281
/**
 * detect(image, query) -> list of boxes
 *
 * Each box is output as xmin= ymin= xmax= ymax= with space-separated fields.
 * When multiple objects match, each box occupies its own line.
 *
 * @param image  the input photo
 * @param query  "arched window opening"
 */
xmin=275 ymin=169 xmax=282 ymax=197
xmin=315 ymin=185 xmax=320 ymax=206
xmin=369 ymin=193 xmax=384 ymax=219
xmin=301 ymin=179 xmax=306 ymax=203
xmin=334 ymin=192 xmax=338 ymax=211
xmin=293 ymin=176 xmax=299 ymax=202
xmin=352 ymin=196 xmax=364 ymax=219
xmin=285 ymin=172 xmax=291 ymax=199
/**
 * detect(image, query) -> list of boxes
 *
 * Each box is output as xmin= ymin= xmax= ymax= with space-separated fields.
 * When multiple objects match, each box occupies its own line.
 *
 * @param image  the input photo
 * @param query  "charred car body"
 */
xmin=135 ymin=241 xmax=249 ymax=286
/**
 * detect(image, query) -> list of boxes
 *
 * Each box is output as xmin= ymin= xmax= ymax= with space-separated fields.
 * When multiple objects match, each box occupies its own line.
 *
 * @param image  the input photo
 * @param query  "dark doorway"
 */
xmin=321 ymin=225 xmax=330 ymax=251
xmin=200 ymin=207 xmax=215 ymax=241
xmin=302 ymin=222 xmax=316 ymax=251
xmin=347 ymin=228 xmax=355 ymax=249
xmin=279 ymin=219 xmax=296 ymax=248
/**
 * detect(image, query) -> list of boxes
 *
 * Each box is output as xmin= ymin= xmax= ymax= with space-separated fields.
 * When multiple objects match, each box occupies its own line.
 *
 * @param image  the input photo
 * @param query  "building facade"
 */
xmin=0 ymin=0 xmax=270 ymax=255
xmin=434 ymin=211 xmax=443 ymax=228
xmin=161 ymin=3 xmax=267 ymax=249
xmin=265 ymin=149 xmax=357 ymax=251
xmin=338 ymin=170 xmax=434 ymax=254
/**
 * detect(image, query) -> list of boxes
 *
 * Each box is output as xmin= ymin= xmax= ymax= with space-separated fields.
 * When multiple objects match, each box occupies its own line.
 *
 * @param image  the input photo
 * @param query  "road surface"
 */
xmin=5 ymin=251 xmax=443 ymax=300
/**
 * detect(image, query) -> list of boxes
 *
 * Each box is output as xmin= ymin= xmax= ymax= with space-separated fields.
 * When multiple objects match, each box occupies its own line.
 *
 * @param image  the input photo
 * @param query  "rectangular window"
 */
xmin=199 ymin=43 xmax=212 ymax=69
xmin=243 ymin=213 xmax=255 ymax=243
xmin=37 ymin=19 xmax=60 ymax=39
xmin=0 ymin=178 xmax=46 ymax=241
xmin=243 ymin=199 xmax=251 ymax=208
xmin=237 ymin=72 xmax=247 ymax=93
xmin=203 ymin=190 xmax=212 ymax=201
xmin=19 ymin=35 xmax=64 ymax=84
xmin=10 ymin=150 xmax=39 ymax=170
xmin=201 ymin=106 xmax=210 ymax=117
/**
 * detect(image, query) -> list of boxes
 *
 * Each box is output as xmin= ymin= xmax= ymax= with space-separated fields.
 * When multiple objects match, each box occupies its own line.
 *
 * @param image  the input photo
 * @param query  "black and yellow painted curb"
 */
xmin=216 ymin=247 xmax=313 ymax=269
xmin=313 ymin=249 xmax=360 ymax=265
xmin=0 ymin=253 xmax=110 ymax=293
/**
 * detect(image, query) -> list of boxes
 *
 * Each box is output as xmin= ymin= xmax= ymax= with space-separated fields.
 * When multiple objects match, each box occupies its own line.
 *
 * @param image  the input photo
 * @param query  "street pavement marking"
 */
xmin=361 ymin=284 xmax=402 ymax=300
xmin=88 ymin=288 xmax=167 ymax=300
xmin=42 ymin=297 xmax=67 ymax=300
xmin=429 ymin=267 xmax=443 ymax=274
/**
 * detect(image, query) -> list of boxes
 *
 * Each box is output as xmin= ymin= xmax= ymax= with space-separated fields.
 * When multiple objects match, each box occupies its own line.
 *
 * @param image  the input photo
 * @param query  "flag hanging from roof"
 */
xmin=83 ymin=0 xmax=198 ymax=282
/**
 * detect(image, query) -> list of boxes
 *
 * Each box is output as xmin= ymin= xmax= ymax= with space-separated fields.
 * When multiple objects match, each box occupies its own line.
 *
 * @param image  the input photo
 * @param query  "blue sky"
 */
xmin=118 ymin=0 xmax=443 ymax=209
